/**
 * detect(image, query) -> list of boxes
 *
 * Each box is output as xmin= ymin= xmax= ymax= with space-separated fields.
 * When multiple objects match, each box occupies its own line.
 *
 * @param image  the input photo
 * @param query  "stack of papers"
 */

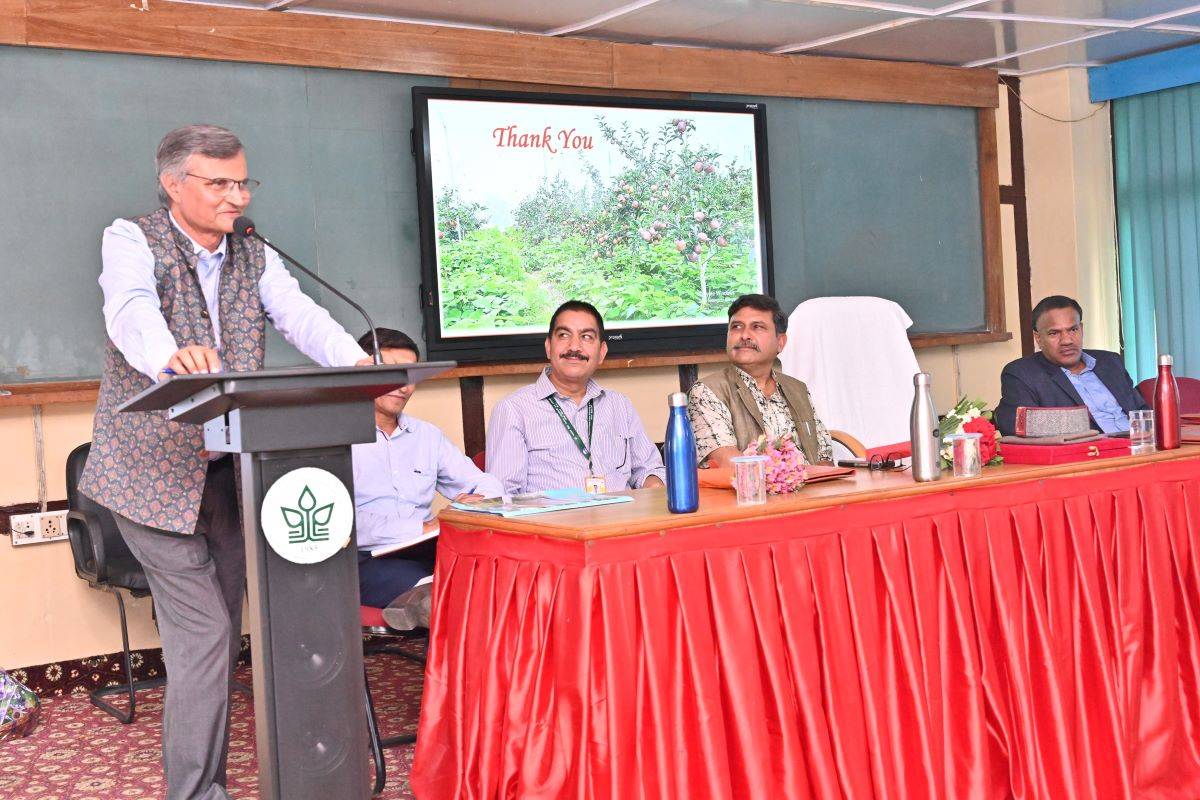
xmin=450 ymin=488 xmax=633 ymax=517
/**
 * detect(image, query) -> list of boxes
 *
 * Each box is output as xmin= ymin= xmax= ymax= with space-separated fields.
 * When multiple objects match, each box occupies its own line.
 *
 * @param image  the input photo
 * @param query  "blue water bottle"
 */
xmin=665 ymin=392 xmax=699 ymax=513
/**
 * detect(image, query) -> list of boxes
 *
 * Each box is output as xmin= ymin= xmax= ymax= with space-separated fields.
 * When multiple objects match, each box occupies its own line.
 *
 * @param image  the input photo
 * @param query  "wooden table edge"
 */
xmin=438 ymin=446 xmax=1200 ymax=540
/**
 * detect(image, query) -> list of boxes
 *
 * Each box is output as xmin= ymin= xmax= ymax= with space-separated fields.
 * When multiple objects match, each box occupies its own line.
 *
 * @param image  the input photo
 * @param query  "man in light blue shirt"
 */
xmin=352 ymin=328 xmax=502 ymax=608
xmin=1063 ymin=352 xmax=1131 ymax=434
xmin=996 ymin=295 xmax=1149 ymax=436
xmin=487 ymin=301 xmax=666 ymax=495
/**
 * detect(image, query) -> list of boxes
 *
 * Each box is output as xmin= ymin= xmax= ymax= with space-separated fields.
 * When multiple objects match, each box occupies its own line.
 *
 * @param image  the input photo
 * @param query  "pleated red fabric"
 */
xmin=410 ymin=458 xmax=1200 ymax=799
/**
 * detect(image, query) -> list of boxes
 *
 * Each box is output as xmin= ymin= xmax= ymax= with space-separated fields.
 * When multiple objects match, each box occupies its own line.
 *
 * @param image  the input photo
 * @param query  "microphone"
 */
xmin=233 ymin=216 xmax=382 ymax=365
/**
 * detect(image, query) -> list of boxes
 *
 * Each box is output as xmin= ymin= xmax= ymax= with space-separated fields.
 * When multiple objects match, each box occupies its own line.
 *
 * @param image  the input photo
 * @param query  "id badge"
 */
xmin=584 ymin=474 xmax=607 ymax=494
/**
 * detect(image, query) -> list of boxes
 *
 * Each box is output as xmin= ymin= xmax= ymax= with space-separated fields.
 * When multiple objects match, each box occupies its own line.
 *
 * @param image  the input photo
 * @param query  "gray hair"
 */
xmin=155 ymin=124 xmax=244 ymax=206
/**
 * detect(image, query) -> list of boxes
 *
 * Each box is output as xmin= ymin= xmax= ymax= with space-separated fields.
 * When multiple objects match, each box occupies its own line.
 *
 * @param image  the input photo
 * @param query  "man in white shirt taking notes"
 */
xmin=352 ymin=328 xmax=502 ymax=609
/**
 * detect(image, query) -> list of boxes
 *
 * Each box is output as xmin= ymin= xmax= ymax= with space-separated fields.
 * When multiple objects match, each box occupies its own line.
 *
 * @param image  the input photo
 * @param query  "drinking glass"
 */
xmin=945 ymin=432 xmax=982 ymax=478
xmin=730 ymin=455 xmax=768 ymax=505
xmin=1129 ymin=409 xmax=1155 ymax=455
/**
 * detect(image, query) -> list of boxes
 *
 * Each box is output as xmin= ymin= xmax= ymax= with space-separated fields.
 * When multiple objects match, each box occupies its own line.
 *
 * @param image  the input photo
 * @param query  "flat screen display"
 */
xmin=412 ymin=87 xmax=773 ymax=361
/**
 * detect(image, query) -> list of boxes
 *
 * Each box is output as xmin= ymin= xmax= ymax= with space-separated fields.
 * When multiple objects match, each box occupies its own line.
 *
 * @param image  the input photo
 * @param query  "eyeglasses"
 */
xmin=185 ymin=173 xmax=261 ymax=196
xmin=868 ymin=452 xmax=909 ymax=472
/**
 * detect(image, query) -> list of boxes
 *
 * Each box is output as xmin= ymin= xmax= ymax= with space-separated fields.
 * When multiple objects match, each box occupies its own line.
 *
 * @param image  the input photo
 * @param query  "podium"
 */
xmin=120 ymin=362 xmax=454 ymax=799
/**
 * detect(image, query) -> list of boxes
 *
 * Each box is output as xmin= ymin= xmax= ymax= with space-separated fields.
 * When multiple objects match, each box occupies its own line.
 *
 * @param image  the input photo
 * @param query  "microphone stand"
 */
xmin=238 ymin=224 xmax=383 ymax=365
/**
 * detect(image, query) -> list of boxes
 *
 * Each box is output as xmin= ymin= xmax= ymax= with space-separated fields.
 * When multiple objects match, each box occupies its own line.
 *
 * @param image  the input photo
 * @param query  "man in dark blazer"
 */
xmin=995 ymin=295 xmax=1148 ymax=436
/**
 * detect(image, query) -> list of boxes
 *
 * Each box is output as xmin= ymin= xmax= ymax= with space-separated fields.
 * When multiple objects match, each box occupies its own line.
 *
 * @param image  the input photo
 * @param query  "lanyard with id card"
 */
xmin=547 ymin=396 xmax=606 ymax=493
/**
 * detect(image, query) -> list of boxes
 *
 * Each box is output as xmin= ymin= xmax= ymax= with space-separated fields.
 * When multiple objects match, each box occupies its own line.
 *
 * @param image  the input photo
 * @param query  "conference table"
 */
xmin=409 ymin=447 xmax=1200 ymax=799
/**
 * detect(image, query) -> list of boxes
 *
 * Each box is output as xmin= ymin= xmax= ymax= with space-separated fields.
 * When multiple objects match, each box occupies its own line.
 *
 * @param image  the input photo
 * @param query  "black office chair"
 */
xmin=64 ymin=441 xmax=166 ymax=723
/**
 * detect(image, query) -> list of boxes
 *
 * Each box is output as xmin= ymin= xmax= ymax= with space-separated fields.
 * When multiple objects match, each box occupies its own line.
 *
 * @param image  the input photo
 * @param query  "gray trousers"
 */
xmin=114 ymin=457 xmax=243 ymax=800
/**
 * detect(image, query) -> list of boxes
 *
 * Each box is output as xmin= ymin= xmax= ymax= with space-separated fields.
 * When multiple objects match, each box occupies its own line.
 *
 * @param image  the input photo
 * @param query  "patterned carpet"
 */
xmin=0 ymin=640 xmax=427 ymax=800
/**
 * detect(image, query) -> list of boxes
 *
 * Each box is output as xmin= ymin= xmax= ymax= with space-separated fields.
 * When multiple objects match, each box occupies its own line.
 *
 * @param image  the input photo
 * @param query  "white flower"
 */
xmin=963 ymin=408 xmax=981 ymax=421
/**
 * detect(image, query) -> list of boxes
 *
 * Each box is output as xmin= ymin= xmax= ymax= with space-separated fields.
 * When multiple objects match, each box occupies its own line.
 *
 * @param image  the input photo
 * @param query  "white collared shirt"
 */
xmin=99 ymin=212 xmax=367 ymax=378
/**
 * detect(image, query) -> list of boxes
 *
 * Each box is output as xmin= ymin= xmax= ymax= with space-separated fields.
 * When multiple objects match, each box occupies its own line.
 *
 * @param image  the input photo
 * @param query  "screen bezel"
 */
xmin=411 ymin=86 xmax=774 ymax=363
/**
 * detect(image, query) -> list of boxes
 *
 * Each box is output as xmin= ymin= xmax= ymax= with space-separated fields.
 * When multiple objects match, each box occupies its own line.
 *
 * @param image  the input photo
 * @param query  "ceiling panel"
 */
xmin=168 ymin=0 xmax=1200 ymax=72
xmin=995 ymin=27 xmax=1200 ymax=70
xmin=776 ymin=0 xmax=969 ymax=9
xmin=288 ymin=0 xmax=630 ymax=31
xmin=1169 ymin=11 xmax=1200 ymax=25
xmin=810 ymin=17 xmax=1101 ymax=64
xmin=584 ymin=0 xmax=904 ymax=49
xmin=972 ymin=0 xmax=1200 ymax=23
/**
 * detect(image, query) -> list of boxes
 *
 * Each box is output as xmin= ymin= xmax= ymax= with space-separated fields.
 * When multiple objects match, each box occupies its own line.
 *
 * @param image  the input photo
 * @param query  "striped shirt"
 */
xmin=486 ymin=368 xmax=666 ymax=495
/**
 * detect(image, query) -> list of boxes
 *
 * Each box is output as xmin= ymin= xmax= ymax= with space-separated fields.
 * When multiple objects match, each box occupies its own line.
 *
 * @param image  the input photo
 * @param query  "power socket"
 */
xmin=39 ymin=510 xmax=67 ymax=540
xmin=10 ymin=511 xmax=68 ymax=546
xmin=10 ymin=513 xmax=38 ymax=543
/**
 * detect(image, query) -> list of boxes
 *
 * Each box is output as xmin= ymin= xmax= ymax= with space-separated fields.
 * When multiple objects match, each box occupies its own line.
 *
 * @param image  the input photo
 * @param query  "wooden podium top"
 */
xmin=438 ymin=445 xmax=1200 ymax=541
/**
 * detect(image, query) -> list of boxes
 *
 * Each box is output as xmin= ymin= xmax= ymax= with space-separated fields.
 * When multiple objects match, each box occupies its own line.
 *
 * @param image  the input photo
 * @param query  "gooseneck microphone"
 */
xmin=233 ymin=216 xmax=382 ymax=365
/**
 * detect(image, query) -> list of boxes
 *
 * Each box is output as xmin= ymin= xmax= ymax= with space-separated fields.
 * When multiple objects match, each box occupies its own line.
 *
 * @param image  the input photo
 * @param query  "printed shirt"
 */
xmin=352 ymin=414 xmax=503 ymax=551
xmin=486 ymin=369 xmax=667 ymax=495
xmin=1062 ymin=352 xmax=1130 ymax=434
xmin=688 ymin=367 xmax=834 ymax=464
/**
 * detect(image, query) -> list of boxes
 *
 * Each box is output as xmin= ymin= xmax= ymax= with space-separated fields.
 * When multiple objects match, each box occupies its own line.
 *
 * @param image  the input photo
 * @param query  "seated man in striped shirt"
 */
xmin=486 ymin=301 xmax=666 ymax=495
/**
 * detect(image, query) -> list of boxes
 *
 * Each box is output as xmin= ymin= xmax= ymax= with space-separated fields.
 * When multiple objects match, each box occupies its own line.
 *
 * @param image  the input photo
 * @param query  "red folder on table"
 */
xmin=1001 ymin=436 xmax=1130 ymax=465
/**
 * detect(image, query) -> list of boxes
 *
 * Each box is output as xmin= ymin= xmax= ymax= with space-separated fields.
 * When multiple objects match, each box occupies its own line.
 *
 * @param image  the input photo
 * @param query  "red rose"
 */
xmin=963 ymin=416 xmax=999 ymax=464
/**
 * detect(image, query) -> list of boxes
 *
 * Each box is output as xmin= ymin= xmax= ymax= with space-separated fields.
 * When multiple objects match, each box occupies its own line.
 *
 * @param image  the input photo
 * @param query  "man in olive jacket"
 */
xmin=687 ymin=294 xmax=834 ymax=467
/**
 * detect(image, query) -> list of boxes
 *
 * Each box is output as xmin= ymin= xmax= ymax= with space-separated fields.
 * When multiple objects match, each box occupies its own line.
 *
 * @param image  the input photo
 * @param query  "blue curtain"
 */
xmin=1113 ymin=84 xmax=1200 ymax=382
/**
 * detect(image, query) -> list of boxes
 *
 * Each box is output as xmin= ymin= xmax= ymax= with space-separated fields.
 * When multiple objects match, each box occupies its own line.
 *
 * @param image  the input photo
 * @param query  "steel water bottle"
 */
xmin=665 ymin=392 xmax=699 ymax=513
xmin=1154 ymin=354 xmax=1181 ymax=450
xmin=910 ymin=373 xmax=943 ymax=482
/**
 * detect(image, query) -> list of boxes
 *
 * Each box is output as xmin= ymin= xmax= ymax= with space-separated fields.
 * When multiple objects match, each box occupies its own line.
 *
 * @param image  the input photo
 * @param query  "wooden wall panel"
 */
xmin=9 ymin=0 xmax=997 ymax=108
xmin=23 ymin=0 xmax=614 ymax=87
xmin=612 ymin=43 xmax=998 ymax=108
xmin=978 ymin=108 xmax=1007 ymax=334
xmin=0 ymin=0 xmax=25 ymax=45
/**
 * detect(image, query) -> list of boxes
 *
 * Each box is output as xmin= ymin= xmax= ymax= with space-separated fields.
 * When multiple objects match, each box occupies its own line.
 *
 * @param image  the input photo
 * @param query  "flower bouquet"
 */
xmin=742 ymin=434 xmax=808 ymax=494
xmin=938 ymin=397 xmax=1003 ymax=469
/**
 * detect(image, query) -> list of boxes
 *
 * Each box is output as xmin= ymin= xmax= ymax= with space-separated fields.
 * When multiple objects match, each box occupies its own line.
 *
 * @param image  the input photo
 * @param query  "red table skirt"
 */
xmin=411 ymin=458 xmax=1200 ymax=799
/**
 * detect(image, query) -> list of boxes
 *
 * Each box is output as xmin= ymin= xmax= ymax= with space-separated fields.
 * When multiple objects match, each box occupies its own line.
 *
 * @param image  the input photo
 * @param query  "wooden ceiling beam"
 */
xmin=5 ymin=0 xmax=997 ymax=107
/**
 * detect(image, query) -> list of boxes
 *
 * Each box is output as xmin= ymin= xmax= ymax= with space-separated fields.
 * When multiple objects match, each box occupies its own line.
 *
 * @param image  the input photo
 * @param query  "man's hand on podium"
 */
xmin=159 ymin=345 xmax=221 ymax=381
xmin=355 ymin=356 xmax=375 ymax=366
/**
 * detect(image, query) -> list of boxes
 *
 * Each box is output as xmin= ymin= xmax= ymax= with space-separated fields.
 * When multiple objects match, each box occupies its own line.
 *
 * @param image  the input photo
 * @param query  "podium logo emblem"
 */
xmin=281 ymin=486 xmax=333 ymax=544
xmin=261 ymin=467 xmax=353 ymax=564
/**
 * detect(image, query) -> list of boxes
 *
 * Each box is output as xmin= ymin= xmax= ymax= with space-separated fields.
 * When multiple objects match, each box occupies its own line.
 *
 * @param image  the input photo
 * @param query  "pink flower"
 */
xmin=742 ymin=434 xmax=807 ymax=494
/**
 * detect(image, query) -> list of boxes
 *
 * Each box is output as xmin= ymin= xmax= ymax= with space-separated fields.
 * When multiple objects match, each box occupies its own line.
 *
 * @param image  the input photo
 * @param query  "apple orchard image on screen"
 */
xmin=425 ymin=98 xmax=766 ymax=338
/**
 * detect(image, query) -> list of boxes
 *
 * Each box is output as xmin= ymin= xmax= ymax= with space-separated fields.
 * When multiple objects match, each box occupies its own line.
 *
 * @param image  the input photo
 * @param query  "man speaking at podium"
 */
xmin=79 ymin=125 xmax=371 ymax=800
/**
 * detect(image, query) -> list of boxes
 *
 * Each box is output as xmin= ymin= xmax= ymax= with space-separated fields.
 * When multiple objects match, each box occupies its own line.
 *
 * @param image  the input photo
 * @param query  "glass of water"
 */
xmin=730 ymin=455 xmax=769 ymax=505
xmin=1129 ymin=409 xmax=1155 ymax=455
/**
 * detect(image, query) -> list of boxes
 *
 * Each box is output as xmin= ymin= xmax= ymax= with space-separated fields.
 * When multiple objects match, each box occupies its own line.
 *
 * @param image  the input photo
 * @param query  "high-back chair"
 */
xmin=64 ymin=441 xmax=166 ymax=723
xmin=1137 ymin=376 xmax=1200 ymax=414
xmin=780 ymin=296 xmax=921 ymax=457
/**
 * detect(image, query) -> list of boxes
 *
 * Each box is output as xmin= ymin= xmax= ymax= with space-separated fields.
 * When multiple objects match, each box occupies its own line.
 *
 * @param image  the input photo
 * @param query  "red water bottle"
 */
xmin=1154 ymin=354 xmax=1181 ymax=450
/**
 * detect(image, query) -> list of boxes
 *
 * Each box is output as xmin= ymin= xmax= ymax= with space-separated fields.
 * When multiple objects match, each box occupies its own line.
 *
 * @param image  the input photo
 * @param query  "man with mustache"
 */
xmin=687 ymin=294 xmax=834 ymax=467
xmin=995 ymin=295 xmax=1148 ymax=436
xmin=352 ymin=328 xmax=501 ymax=611
xmin=487 ymin=301 xmax=666 ymax=494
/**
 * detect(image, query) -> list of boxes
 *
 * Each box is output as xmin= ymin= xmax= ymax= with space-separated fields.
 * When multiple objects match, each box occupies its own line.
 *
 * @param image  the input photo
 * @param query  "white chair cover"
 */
xmin=779 ymin=296 xmax=920 ymax=451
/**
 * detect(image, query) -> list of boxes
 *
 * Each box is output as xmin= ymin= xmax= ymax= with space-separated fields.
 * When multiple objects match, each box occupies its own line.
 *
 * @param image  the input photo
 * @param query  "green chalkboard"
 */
xmin=0 ymin=46 xmax=446 ymax=382
xmin=0 ymin=45 xmax=984 ymax=382
xmin=768 ymin=98 xmax=985 ymax=334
